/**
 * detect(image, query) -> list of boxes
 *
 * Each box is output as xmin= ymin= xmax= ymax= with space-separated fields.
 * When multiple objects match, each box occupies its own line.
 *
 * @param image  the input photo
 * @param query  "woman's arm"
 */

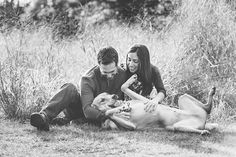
xmin=144 ymin=66 xmax=166 ymax=112
xmin=152 ymin=65 xmax=166 ymax=99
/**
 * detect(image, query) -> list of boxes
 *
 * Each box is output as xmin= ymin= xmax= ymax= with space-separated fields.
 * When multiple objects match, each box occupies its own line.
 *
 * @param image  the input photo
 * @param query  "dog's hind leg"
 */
xmin=178 ymin=94 xmax=207 ymax=118
xmin=172 ymin=125 xmax=210 ymax=135
xmin=204 ymin=87 xmax=216 ymax=114
xmin=205 ymin=123 xmax=219 ymax=131
xmin=167 ymin=119 xmax=210 ymax=135
xmin=178 ymin=87 xmax=216 ymax=114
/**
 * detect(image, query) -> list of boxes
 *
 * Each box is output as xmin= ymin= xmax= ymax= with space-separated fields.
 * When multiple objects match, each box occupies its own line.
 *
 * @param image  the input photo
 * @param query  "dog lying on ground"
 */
xmin=92 ymin=74 xmax=218 ymax=135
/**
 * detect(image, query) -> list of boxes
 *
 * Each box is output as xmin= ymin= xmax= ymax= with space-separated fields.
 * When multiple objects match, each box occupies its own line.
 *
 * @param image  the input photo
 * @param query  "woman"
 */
xmin=124 ymin=44 xmax=166 ymax=113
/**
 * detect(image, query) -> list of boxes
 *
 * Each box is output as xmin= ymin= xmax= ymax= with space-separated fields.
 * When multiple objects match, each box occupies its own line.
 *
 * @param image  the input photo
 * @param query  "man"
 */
xmin=30 ymin=46 xmax=127 ymax=131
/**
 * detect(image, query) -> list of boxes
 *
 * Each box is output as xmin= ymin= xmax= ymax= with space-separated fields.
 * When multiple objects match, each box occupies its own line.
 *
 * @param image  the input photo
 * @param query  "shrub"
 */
xmin=0 ymin=0 xmax=24 ymax=31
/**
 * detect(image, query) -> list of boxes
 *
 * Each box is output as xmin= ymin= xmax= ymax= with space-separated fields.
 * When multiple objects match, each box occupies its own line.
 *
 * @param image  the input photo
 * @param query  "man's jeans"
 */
xmin=40 ymin=83 xmax=85 ymax=122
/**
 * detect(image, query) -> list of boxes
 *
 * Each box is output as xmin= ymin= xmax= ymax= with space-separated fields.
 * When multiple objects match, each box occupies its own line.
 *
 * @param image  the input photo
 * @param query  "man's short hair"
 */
xmin=97 ymin=46 xmax=118 ymax=65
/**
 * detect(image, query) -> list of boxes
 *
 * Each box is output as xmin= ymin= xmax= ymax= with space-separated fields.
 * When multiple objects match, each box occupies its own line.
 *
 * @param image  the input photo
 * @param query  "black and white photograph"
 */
xmin=0 ymin=0 xmax=236 ymax=156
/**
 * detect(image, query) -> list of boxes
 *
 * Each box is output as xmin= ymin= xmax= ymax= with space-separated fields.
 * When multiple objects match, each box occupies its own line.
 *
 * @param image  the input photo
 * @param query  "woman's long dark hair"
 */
xmin=126 ymin=44 xmax=153 ymax=96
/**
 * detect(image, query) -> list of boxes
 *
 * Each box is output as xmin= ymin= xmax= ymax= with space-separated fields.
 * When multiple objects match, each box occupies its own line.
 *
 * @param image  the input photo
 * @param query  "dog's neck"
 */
xmin=113 ymin=100 xmax=126 ymax=107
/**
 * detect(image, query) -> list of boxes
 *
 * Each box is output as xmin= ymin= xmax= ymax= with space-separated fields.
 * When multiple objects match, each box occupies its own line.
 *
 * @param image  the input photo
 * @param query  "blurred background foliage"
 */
xmin=0 ymin=0 xmax=179 ymax=38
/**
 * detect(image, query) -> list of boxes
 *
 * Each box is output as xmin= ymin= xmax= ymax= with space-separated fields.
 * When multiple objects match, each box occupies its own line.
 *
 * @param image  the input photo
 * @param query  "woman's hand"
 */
xmin=144 ymin=92 xmax=165 ymax=113
xmin=144 ymin=101 xmax=158 ymax=113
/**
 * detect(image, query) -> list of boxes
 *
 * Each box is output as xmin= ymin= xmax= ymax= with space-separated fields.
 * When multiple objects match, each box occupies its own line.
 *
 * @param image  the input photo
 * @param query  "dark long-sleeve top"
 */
xmin=125 ymin=64 xmax=166 ymax=100
xmin=80 ymin=65 xmax=127 ymax=123
xmin=151 ymin=65 xmax=166 ymax=97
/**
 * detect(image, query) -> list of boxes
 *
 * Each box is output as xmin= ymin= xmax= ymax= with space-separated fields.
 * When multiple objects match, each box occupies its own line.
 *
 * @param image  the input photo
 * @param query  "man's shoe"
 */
xmin=71 ymin=117 xmax=88 ymax=125
xmin=30 ymin=112 xmax=49 ymax=131
xmin=50 ymin=117 xmax=71 ymax=126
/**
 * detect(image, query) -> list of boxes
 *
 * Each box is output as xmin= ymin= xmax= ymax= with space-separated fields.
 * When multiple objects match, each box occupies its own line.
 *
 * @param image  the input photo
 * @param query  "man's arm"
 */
xmin=80 ymin=76 xmax=107 ymax=122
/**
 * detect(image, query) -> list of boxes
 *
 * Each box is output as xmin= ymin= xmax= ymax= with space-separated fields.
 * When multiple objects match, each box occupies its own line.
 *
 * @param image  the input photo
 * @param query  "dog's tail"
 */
xmin=204 ymin=87 xmax=216 ymax=114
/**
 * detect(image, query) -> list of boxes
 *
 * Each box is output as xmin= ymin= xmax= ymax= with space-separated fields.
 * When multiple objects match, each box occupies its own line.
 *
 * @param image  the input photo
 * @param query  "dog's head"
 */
xmin=91 ymin=92 xmax=118 ymax=111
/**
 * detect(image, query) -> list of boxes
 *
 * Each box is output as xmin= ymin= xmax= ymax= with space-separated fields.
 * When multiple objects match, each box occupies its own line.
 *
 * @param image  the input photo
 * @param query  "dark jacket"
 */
xmin=80 ymin=65 xmax=127 ymax=123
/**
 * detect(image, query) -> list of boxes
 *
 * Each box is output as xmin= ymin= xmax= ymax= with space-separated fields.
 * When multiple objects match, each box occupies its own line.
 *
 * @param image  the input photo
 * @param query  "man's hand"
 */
xmin=144 ymin=101 xmax=158 ymax=113
xmin=105 ymin=110 xmax=113 ymax=116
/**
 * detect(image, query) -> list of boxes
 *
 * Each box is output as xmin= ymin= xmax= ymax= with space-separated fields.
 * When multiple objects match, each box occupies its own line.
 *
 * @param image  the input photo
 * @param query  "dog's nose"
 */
xmin=112 ymin=94 xmax=118 ymax=100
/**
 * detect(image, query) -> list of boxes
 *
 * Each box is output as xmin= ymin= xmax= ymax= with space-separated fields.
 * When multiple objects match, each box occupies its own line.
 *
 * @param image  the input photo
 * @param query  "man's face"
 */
xmin=99 ymin=61 xmax=118 ymax=80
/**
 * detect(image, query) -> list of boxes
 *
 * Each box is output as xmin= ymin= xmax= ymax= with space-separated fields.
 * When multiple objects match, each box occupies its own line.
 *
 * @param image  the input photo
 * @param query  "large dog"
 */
xmin=92 ymin=74 xmax=218 ymax=135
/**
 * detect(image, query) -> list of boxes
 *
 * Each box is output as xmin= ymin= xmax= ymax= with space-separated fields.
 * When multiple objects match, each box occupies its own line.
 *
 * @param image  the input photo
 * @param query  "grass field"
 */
xmin=1 ymin=117 xmax=236 ymax=157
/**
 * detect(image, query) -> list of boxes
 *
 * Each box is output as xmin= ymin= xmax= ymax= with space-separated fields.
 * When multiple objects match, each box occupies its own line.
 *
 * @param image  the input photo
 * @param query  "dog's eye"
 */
xmin=100 ymin=98 xmax=105 ymax=102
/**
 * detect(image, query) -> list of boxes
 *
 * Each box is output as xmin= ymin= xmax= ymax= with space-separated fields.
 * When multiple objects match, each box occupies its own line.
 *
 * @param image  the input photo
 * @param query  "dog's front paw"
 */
xmin=121 ymin=74 xmax=138 ymax=91
xmin=200 ymin=130 xmax=210 ymax=135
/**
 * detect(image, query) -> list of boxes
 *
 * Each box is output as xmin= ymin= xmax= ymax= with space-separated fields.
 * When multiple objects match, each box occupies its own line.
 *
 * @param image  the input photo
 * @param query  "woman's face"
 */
xmin=127 ymin=52 xmax=140 ymax=73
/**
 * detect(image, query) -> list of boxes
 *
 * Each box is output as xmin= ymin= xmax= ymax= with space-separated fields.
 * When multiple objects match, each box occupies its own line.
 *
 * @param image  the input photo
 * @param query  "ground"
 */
xmin=0 ymin=118 xmax=236 ymax=157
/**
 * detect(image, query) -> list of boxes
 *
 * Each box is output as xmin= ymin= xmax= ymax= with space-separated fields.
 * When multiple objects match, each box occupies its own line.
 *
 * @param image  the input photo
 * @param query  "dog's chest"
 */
xmin=129 ymin=102 xmax=158 ymax=124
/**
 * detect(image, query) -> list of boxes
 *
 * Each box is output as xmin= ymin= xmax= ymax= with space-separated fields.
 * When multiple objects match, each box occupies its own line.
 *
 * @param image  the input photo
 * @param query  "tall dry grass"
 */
xmin=163 ymin=0 xmax=236 ymax=122
xmin=0 ymin=23 xmax=167 ymax=120
xmin=0 ymin=0 xmax=236 ymax=123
